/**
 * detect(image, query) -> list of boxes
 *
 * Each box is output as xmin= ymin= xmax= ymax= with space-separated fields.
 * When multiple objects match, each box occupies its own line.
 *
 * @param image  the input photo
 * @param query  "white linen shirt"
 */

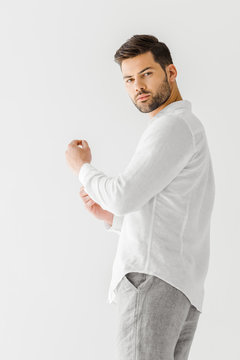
xmin=78 ymin=99 xmax=215 ymax=313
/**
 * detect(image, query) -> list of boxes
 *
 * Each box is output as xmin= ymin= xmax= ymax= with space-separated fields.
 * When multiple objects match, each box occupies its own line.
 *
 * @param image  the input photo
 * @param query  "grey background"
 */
xmin=0 ymin=0 xmax=239 ymax=359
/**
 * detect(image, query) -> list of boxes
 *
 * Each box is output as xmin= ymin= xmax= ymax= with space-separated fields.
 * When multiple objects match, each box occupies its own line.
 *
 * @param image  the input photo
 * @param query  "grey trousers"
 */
xmin=115 ymin=272 xmax=201 ymax=360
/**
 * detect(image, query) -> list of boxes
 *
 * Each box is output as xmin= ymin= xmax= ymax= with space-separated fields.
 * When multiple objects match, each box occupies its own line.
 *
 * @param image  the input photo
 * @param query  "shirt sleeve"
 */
xmin=78 ymin=115 xmax=195 ymax=216
xmin=103 ymin=214 xmax=124 ymax=234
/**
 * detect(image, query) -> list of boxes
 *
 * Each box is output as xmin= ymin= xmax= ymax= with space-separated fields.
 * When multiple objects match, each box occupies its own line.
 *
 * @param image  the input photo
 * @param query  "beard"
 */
xmin=132 ymin=73 xmax=172 ymax=113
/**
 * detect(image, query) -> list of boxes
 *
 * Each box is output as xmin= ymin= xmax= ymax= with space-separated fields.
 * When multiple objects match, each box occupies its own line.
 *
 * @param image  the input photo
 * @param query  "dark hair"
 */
xmin=114 ymin=34 xmax=173 ymax=74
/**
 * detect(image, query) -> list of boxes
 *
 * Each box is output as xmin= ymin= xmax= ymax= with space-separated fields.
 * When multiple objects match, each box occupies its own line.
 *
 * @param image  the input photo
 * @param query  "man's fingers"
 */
xmin=84 ymin=198 xmax=95 ymax=208
xmin=79 ymin=191 xmax=88 ymax=199
xmin=80 ymin=193 xmax=95 ymax=205
xmin=80 ymin=186 xmax=86 ymax=194
xmin=86 ymin=199 xmax=95 ymax=206
xmin=79 ymin=186 xmax=96 ymax=206
xmin=79 ymin=192 xmax=88 ymax=201
xmin=69 ymin=139 xmax=83 ymax=147
xmin=79 ymin=186 xmax=87 ymax=195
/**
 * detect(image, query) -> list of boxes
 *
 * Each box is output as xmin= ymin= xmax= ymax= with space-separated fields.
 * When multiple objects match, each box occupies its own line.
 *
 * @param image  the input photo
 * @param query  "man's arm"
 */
xmin=79 ymin=115 xmax=195 ymax=216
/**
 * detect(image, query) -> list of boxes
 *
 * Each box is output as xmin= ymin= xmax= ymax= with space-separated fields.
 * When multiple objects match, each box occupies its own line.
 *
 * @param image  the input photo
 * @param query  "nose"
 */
xmin=134 ymin=76 xmax=147 ymax=91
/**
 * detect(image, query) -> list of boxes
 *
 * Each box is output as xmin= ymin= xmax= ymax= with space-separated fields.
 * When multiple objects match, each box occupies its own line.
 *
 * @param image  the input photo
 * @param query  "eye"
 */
xmin=126 ymin=72 xmax=152 ymax=84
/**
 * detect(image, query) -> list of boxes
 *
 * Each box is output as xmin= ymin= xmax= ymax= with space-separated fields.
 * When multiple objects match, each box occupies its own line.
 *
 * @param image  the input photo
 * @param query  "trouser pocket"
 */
xmin=125 ymin=272 xmax=151 ymax=290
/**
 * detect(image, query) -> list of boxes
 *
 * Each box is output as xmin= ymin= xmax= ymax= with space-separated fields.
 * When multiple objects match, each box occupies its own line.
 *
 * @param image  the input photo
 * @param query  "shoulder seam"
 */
xmin=177 ymin=114 xmax=196 ymax=154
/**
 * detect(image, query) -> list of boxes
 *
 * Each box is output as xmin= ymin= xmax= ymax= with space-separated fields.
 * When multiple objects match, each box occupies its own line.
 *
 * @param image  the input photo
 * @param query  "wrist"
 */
xmin=104 ymin=212 xmax=113 ymax=226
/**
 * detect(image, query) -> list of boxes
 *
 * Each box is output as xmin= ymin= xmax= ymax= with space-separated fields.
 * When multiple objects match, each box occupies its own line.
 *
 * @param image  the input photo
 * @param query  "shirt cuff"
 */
xmin=78 ymin=162 xmax=92 ymax=185
xmin=103 ymin=214 xmax=123 ymax=234
xmin=103 ymin=221 xmax=112 ymax=230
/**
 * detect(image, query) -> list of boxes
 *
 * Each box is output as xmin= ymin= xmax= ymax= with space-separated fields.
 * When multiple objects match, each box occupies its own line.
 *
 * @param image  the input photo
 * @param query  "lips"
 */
xmin=137 ymin=94 xmax=150 ymax=100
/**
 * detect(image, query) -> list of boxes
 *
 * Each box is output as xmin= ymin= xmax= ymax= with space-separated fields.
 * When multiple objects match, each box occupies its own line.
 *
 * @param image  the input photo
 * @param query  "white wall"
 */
xmin=0 ymin=0 xmax=239 ymax=359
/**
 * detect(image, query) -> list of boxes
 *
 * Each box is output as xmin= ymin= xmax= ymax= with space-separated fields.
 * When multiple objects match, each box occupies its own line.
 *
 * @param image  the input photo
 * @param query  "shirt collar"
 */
xmin=152 ymin=99 xmax=192 ymax=119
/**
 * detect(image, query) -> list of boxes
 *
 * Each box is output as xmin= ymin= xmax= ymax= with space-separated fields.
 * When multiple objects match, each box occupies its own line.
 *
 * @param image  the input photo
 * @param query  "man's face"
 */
xmin=121 ymin=51 xmax=173 ymax=114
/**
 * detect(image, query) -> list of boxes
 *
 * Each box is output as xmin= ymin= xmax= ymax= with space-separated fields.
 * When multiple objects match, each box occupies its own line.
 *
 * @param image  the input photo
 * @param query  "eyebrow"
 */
xmin=123 ymin=66 xmax=154 ymax=79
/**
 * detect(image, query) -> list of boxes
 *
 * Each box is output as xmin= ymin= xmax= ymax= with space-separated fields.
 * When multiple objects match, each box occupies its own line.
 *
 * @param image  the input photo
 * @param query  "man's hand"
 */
xmin=65 ymin=139 xmax=92 ymax=174
xmin=79 ymin=185 xmax=113 ymax=225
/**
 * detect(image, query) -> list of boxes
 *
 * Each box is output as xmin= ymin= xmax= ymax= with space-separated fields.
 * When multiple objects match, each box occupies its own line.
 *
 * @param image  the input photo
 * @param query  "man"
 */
xmin=65 ymin=34 xmax=215 ymax=360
